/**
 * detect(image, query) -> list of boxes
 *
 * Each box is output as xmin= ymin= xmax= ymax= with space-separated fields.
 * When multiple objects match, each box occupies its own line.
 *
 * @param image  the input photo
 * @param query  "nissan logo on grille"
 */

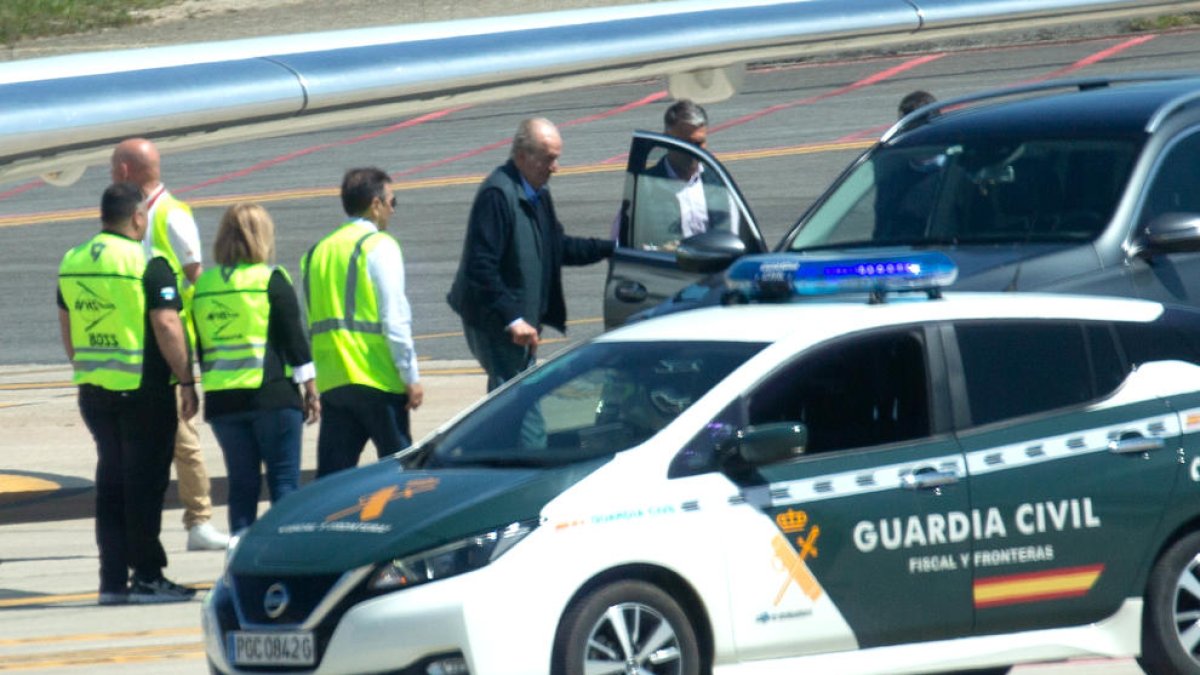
xmin=263 ymin=582 xmax=290 ymax=619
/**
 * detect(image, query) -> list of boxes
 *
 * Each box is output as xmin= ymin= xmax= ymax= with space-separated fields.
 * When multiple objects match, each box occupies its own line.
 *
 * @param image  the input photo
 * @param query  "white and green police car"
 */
xmin=204 ymin=252 xmax=1200 ymax=675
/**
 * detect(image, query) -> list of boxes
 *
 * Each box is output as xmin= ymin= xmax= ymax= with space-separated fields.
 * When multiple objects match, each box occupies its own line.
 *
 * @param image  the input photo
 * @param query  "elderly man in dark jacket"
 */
xmin=448 ymin=117 xmax=614 ymax=391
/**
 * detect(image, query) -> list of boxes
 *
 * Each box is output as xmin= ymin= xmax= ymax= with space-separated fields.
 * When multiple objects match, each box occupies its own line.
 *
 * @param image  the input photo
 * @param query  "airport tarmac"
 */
xmin=0 ymin=361 xmax=488 ymax=609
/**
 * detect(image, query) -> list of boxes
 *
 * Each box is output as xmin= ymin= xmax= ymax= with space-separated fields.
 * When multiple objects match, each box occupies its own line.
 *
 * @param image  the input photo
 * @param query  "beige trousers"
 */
xmin=173 ymin=402 xmax=213 ymax=529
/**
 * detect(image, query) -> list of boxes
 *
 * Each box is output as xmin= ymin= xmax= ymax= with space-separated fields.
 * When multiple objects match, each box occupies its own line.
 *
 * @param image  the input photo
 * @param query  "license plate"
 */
xmin=229 ymin=631 xmax=315 ymax=666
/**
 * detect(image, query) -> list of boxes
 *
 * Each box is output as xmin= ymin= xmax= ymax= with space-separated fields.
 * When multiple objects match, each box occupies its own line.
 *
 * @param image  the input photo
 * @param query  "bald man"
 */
xmin=110 ymin=139 xmax=228 ymax=551
xmin=448 ymin=118 xmax=614 ymax=391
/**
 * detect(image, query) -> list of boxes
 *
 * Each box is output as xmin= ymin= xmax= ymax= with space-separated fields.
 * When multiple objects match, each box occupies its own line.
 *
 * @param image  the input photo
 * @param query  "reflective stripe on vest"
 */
xmin=58 ymin=232 xmax=147 ymax=391
xmin=193 ymin=263 xmax=279 ymax=391
xmin=301 ymin=221 xmax=405 ymax=394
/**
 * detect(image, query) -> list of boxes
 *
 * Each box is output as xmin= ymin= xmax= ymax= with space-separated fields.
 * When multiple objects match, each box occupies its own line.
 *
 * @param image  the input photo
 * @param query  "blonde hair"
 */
xmin=214 ymin=203 xmax=276 ymax=266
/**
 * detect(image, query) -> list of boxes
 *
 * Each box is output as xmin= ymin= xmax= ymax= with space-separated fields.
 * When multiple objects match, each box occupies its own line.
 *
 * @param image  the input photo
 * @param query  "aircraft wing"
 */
xmin=1 ymin=0 xmax=1195 ymax=185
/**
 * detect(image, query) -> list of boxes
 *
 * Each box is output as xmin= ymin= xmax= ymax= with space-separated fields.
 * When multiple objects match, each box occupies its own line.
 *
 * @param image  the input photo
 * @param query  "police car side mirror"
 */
xmin=676 ymin=230 xmax=746 ymax=273
xmin=735 ymin=423 xmax=807 ymax=466
xmin=1137 ymin=212 xmax=1200 ymax=258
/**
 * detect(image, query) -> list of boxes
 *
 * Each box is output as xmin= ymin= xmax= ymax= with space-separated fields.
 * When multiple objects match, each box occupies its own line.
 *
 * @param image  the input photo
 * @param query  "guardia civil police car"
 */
xmin=205 ymin=252 xmax=1200 ymax=675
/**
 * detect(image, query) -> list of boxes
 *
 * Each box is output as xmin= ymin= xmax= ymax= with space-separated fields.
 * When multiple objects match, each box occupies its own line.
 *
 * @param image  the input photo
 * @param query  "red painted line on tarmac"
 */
xmin=563 ymin=90 xmax=669 ymax=127
xmin=392 ymin=140 xmax=510 ymax=179
xmin=712 ymin=53 xmax=947 ymax=132
xmin=601 ymin=53 xmax=945 ymax=164
xmin=175 ymin=106 xmax=472 ymax=195
xmin=1020 ymin=33 xmax=1158 ymax=83
xmin=0 ymin=179 xmax=42 ymax=201
xmin=834 ymin=34 xmax=1160 ymax=142
xmin=392 ymin=90 xmax=669 ymax=179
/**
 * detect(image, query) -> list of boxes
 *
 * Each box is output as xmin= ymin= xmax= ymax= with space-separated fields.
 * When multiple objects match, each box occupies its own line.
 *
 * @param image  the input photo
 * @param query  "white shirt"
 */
xmin=665 ymin=160 xmax=710 ymax=239
xmin=610 ymin=161 xmax=741 ymax=244
xmin=144 ymin=185 xmax=202 ymax=284
xmin=357 ymin=219 xmax=421 ymax=386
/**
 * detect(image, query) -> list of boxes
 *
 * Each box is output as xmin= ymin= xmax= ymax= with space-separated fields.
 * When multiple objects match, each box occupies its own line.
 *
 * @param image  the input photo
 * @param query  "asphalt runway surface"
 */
xmin=2 ymin=23 xmax=1198 ymax=675
xmin=2 ymin=27 xmax=1196 ymax=370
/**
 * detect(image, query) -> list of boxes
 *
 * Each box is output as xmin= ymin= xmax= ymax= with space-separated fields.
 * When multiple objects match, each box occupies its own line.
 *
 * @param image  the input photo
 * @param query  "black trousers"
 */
xmin=315 ymin=385 xmax=410 ymax=479
xmin=79 ymin=385 xmax=177 ymax=593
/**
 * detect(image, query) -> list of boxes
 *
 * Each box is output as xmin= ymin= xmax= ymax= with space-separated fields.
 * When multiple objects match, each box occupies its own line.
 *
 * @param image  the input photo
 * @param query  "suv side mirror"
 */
xmin=734 ymin=423 xmax=807 ymax=466
xmin=1138 ymin=212 xmax=1200 ymax=257
xmin=676 ymin=230 xmax=746 ymax=273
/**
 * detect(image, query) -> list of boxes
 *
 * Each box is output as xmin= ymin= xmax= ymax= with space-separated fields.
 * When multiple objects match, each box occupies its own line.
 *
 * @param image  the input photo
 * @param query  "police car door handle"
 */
xmin=1107 ymin=435 xmax=1165 ymax=455
xmin=901 ymin=467 xmax=959 ymax=490
xmin=615 ymin=281 xmax=648 ymax=303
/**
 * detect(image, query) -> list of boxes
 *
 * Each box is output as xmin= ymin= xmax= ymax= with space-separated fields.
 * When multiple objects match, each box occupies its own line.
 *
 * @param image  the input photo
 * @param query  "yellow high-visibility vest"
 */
xmin=301 ymin=221 xmax=405 ymax=394
xmin=58 ymin=232 xmax=148 ymax=391
xmin=193 ymin=263 xmax=283 ymax=391
xmin=148 ymin=190 xmax=197 ymax=346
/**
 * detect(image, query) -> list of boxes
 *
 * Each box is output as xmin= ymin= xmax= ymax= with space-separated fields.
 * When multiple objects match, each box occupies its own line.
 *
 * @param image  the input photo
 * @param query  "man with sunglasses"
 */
xmin=302 ymin=167 xmax=423 ymax=478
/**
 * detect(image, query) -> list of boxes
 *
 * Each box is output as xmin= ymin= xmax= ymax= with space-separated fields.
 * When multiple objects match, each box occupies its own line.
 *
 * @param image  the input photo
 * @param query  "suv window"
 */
xmin=622 ymin=140 xmax=750 ymax=251
xmin=787 ymin=139 xmax=1137 ymax=250
xmin=955 ymin=321 xmax=1126 ymax=427
xmin=1137 ymin=128 xmax=1200 ymax=228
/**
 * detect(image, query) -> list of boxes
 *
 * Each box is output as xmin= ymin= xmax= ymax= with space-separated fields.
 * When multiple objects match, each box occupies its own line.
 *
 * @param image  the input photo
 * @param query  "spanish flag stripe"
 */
xmin=976 ymin=588 xmax=1095 ymax=608
xmin=974 ymin=564 xmax=1104 ymax=608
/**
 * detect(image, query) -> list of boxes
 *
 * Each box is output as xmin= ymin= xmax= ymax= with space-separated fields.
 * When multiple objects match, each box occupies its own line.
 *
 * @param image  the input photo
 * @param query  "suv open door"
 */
xmin=603 ymin=131 xmax=767 ymax=328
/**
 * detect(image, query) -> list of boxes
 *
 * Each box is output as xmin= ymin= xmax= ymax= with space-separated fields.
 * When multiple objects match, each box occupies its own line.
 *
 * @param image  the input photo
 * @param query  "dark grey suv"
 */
xmin=604 ymin=73 xmax=1200 ymax=326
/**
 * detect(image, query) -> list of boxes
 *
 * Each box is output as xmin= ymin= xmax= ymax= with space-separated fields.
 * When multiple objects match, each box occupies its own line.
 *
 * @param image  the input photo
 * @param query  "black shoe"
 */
xmin=129 ymin=576 xmax=196 ymax=604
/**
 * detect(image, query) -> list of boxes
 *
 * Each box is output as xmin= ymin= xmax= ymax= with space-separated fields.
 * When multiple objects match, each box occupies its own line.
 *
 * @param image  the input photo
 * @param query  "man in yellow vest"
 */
xmin=302 ymin=167 xmax=424 ymax=478
xmin=111 ymin=138 xmax=229 ymax=551
xmin=58 ymin=182 xmax=199 ymax=604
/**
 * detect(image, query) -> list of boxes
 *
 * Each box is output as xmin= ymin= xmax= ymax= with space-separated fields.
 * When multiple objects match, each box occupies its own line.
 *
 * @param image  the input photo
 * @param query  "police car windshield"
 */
xmin=786 ymin=138 xmax=1137 ymax=250
xmin=421 ymin=341 xmax=765 ymax=469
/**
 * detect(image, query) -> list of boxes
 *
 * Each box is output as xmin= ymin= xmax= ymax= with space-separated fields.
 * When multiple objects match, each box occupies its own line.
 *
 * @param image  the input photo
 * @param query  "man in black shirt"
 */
xmin=57 ymin=183 xmax=198 ymax=604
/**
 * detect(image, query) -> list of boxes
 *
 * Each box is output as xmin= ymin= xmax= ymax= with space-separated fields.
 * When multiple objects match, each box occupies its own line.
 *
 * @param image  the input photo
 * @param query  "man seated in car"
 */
xmin=615 ymin=100 xmax=741 ymax=251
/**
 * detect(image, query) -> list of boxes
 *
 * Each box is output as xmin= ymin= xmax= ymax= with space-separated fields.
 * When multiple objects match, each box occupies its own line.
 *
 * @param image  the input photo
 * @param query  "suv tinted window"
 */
xmin=956 ymin=321 xmax=1125 ymax=427
xmin=622 ymin=140 xmax=749 ymax=251
xmin=788 ymin=139 xmax=1136 ymax=250
xmin=1137 ymin=128 xmax=1200 ymax=228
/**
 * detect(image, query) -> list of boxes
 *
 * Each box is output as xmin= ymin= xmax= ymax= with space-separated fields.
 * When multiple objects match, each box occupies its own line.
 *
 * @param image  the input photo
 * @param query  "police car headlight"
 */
xmin=368 ymin=520 xmax=537 ymax=592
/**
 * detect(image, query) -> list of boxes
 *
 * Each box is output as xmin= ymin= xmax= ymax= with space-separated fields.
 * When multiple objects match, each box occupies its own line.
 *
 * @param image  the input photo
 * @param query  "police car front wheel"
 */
xmin=1139 ymin=530 xmax=1200 ymax=674
xmin=554 ymin=580 xmax=700 ymax=675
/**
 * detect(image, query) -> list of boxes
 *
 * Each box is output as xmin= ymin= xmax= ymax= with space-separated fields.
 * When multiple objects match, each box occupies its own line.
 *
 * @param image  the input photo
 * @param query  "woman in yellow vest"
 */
xmin=193 ymin=203 xmax=320 ymax=534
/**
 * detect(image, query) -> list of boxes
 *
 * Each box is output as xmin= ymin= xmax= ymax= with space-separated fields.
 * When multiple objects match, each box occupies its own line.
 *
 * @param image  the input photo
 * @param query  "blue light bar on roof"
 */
xmin=725 ymin=251 xmax=958 ymax=300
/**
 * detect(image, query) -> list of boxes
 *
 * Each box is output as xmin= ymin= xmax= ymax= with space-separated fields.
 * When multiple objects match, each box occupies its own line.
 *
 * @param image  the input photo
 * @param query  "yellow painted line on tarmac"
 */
xmin=0 ymin=583 xmax=213 ymax=609
xmin=0 ymin=381 xmax=72 ymax=391
xmin=0 ymin=627 xmax=199 ymax=647
xmin=0 ymin=475 xmax=59 ymax=493
xmin=0 ymin=381 xmax=73 ymax=390
xmin=0 ymin=592 xmax=98 ymax=608
xmin=0 ymin=641 xmax=204 ymax=671
xmin=0 ymin=139 xmax=873 ymax=229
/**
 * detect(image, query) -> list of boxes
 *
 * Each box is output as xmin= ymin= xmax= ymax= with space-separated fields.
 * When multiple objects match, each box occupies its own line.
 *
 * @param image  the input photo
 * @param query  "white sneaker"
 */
xmin=187 ymin=522 xmax=230 ymax=551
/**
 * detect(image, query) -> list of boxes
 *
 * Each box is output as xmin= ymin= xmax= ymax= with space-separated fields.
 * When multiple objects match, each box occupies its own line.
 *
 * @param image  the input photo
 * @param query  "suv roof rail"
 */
xmin=881 ymin=72 xmax=1200 ymax=143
